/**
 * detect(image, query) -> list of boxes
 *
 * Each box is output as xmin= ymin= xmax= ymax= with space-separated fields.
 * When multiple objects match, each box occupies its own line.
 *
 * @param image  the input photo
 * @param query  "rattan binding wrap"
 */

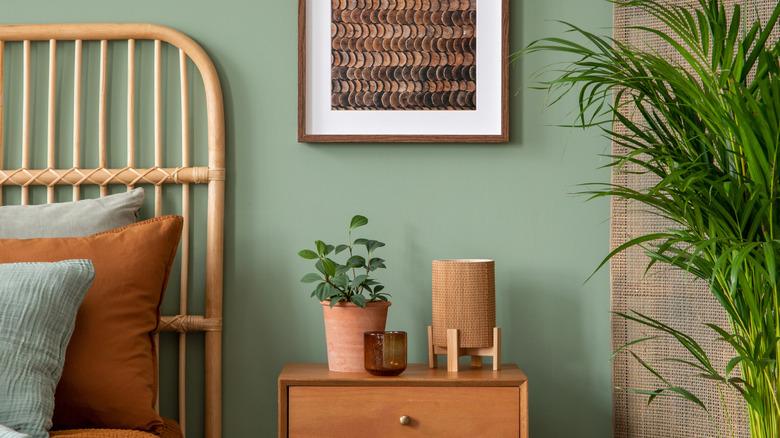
xmin=431 ymin=259 xmax=495 ymax=348
xmin=611 ymin=2 xmax=775 ymax=436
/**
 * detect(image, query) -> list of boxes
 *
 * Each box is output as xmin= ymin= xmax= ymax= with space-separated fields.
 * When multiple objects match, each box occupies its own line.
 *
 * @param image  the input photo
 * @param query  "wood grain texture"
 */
xmin=447 ymin=328 xmax=459 ymax=372
xmin=279 ymin=363 xmax=527 ymax=386
xmin=298 ymin=0 xmax=510 ymax=143
xmin=520 ymin=379 xmax=529 ymax=438
xmin=279 ymin=363 xmax=528 ymax=438
xmin=429 ymin=326 xmax=501 ymax=372
xmin=289 ymin=386 xmax=518 ymax=437
xmin=427 ymin=325 xmax=437 ymax=368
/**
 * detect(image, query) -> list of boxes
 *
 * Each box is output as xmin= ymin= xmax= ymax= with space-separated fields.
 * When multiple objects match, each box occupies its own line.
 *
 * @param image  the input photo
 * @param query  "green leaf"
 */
xmin=335 ymin=244 xmax=350 ymax=254
xmin=298 ymin=249 xmax=318 ymax=260
xmin=725 ymin=356 xmax=743 ymax=376
xmin=346 ymin=255 xmax=366 ymax=268
xmin=629 ymin=351 xmax=707 ymax=411
xmin=350 ymin=215 xmax=368 ymax=229
xmin=612 ymin=335 xmax=662 ymax=358
xmin=315 ymin=240 xmax=327 ymax=256
xmin=324 ymin=244 xmax=335 ymax=255
xmin=331 ymin=274 xmax=349 ymax=288
xmin=353 ymin=239 xmax=386 ymax=253
xmin=368 ymin=257 xmax=386 ymax=271
xmin=301 ymin=273 xmax=322 ymax=283
xmin=315 ymin=259 xmax=338 ymax=277
xmin=323 ymin=284 xmax=342 ymax=299
xmin=352 ymin=274 xmax=369 ymax=287
xmin=373 ymin=284 xmax=385 ymax=293
xmin=321 ymin=258 xmax=338 ymax=277
xmin=367 ymin=240 xmax=385 ymax=253
xmin=311 ymin=282 xmax=327 ymax=300
xmin=329 ymin=294 xmax=345 ymax=307
xmin=350 ymin=294 xmax=367 ymax=307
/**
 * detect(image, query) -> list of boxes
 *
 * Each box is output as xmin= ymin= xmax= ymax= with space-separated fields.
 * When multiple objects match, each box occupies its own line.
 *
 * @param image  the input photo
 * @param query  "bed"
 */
xmin=0 ymin=24 xmax=224 ymax=438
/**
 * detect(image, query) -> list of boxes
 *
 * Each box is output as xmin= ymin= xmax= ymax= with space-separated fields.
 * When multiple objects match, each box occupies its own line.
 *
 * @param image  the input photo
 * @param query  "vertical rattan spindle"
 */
xmin=154 ymin=39 xmax=163 ymax=216
xmin=178 ymin=47 xmax=190 ymax=435
xmin=72 ymin=40 xmax=83 ymax=201
xmin=98 ymin=39 xmax=108 ymax=197
xmin=126 ymin=39 xmax=136 ymax=191
xmin=0 ymin=40 xmax=5 ymax=206
xmin=153 ymin=38 xmax=163 ymax=414
xmin=21 ymin=40 xmax=30 ymax=205
xmin=46 ymin=39 xmax=57 ymax=203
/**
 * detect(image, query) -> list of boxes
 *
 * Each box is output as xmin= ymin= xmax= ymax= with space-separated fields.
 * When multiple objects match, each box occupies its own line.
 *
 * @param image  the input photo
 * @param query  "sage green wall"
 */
xmin=2 ymin=0 xmax=613 ymax=436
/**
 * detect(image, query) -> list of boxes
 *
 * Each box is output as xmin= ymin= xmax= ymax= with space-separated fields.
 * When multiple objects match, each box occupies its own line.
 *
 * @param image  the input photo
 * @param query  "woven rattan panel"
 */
xmin=611 ymin=2 xmax=775 ymax=436
xmin=431 ymin=260 xmax=495 ymax=347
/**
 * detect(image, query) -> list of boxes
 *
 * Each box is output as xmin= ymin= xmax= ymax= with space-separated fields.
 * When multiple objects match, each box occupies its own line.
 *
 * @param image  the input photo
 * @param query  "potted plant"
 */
xmin=298 ymin=215 xmax=391 ymax=372
xmin=522 ymin=0 xmax=780 ymax=435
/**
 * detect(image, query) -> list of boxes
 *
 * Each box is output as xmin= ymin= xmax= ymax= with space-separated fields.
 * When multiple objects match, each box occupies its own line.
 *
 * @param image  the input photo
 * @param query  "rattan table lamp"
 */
xmin=428 ymin=259 xmax=501 ymax=372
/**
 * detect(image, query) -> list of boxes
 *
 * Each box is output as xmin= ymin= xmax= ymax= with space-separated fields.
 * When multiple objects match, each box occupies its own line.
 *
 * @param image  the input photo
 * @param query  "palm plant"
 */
xmin=520 ymin=0 xmax=780 ymax=435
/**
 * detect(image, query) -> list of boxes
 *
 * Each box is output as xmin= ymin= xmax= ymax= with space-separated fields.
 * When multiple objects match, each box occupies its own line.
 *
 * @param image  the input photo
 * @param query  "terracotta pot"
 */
xmin=321 ymin=300 xmax=391 ymax=372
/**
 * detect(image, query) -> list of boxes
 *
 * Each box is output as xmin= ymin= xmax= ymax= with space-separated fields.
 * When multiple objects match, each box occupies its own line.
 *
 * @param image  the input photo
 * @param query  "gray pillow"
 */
xmin=0 ymin=188 xmax=143 ymax=238
xmin=0 ymin=260 xmax=95 ymax=438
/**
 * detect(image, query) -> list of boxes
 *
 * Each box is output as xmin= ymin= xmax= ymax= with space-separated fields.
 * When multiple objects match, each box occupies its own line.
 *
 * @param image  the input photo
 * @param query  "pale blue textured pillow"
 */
xmin=0 ymin=260 xmax=95 ymax=438
xmin=0 ymin=424 xmax=29 ymax=438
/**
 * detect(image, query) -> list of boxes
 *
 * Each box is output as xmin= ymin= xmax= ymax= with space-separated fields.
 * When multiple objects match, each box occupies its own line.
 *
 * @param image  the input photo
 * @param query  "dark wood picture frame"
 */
xmin=298 ymin=0 xmax=510 ymax=143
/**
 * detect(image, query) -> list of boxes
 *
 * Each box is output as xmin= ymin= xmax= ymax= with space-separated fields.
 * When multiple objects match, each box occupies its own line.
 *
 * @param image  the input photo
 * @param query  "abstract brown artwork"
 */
xmin=331 ymin=0 xmax=477 ymax=111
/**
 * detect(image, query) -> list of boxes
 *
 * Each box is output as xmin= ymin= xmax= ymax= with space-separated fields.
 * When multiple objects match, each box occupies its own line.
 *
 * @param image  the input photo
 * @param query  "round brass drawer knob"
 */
xmin=399 ymin=415 xmax=411 ymax=426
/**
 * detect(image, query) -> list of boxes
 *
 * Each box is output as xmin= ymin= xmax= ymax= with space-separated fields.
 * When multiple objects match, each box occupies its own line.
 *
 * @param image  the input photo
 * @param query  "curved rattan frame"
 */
xmin=0 ymin=23 xmax=224 ymax=438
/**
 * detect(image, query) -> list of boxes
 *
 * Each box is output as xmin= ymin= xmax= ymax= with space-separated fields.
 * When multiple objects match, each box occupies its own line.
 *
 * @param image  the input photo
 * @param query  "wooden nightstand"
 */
xmin=278 ymin=363 xmax=528 ymax=437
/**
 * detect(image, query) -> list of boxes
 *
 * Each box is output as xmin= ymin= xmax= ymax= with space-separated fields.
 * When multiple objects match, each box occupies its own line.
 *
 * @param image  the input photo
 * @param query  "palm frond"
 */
xmin=520 ymin=0 xmax=780 ymax=433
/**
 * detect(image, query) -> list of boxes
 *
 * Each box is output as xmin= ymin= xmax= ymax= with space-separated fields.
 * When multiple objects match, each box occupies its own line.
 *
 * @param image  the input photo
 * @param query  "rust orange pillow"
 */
xmin=0 ymin=216 xmax=183 ymax=433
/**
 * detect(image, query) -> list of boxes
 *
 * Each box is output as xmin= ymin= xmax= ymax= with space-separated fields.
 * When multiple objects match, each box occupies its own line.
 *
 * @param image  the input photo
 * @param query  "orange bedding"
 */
xmin=50 ymin=418 xmax=182 ymax=438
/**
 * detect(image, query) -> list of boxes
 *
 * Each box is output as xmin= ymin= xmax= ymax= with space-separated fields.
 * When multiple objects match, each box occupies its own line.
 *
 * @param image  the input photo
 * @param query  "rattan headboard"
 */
xmin=0 ymin=24 xmax=224 ymax=438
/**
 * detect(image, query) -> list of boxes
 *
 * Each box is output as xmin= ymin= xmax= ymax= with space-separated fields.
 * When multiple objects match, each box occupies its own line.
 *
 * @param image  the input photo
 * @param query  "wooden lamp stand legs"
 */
xmin=427 ymin=326 xmax=501 ymax=372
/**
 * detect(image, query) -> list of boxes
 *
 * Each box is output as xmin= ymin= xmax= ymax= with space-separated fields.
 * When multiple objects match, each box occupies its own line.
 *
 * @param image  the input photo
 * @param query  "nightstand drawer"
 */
xmin=288 ymin=386 xmax=520 ymax=437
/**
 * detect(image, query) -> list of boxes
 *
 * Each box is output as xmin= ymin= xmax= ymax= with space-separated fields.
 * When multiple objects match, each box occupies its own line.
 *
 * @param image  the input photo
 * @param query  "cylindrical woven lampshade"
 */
xmin=432 ymin=259 xmax=495 ymax=348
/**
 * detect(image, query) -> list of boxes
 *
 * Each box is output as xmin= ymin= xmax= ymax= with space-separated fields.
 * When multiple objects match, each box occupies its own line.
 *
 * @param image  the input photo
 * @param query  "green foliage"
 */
xmin=521 ymin=0 xmax=780 ymax=435
xmin=298 ymin=215 xmax=390 ymax=307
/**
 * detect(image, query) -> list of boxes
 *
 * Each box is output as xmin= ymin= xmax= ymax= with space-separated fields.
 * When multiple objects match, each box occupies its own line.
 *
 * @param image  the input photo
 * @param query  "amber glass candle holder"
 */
xmin=364 ymin=331 xmax=407 ymax=376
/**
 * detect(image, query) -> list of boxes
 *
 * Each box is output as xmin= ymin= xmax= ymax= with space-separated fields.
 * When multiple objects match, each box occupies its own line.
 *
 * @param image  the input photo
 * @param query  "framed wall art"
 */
xmin=298 ymin=0 xmax=509 ymax=143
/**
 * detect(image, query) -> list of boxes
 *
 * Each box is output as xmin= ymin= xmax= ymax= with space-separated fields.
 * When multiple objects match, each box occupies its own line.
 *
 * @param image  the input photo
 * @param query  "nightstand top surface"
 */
xmin=279 ymin=363 xmax=527 ymax=387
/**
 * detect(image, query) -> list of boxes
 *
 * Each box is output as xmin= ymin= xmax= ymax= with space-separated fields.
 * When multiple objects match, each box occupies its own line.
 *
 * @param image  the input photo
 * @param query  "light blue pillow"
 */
xmin=0 ymin=260 xmax=95 ymax=438
xmin=0 ymin=424 xmax=29 ymax=438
